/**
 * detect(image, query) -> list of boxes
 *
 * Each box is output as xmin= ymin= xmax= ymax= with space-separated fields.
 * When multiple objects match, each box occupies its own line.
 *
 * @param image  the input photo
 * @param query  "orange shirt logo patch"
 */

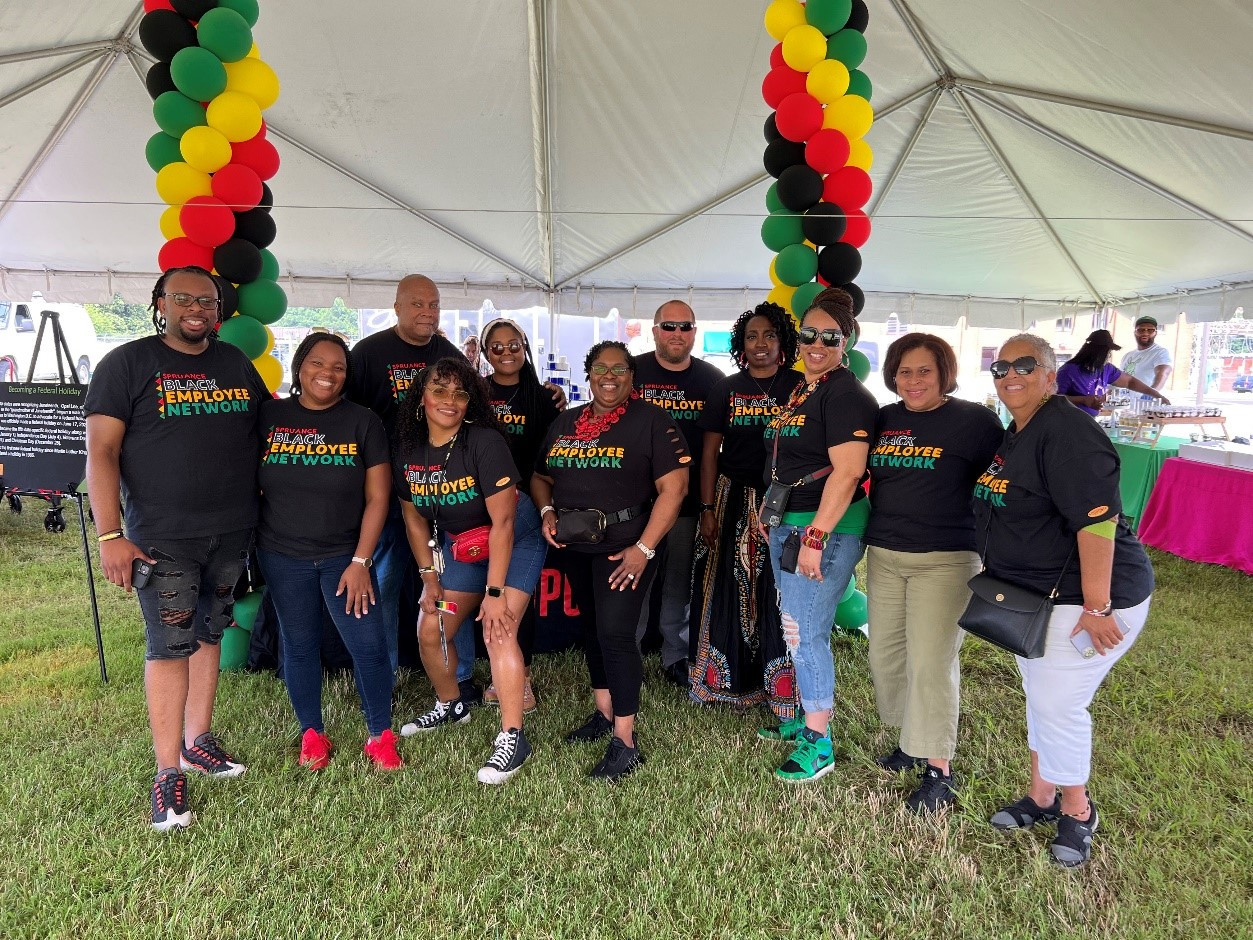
xmin=495 ymin=476 xmax=512 ymax=487
xmin=1087 ymin=505 xmax=1110 ymax=518
xmin=853 ymin=429 xmax=869 ymax=438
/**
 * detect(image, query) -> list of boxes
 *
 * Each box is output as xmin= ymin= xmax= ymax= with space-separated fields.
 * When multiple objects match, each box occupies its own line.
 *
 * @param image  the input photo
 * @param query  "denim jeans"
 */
xmin=257 ymin=549 xmax=394 ymax=737
xmin=767 ymin=525 xmax=864 ymax=714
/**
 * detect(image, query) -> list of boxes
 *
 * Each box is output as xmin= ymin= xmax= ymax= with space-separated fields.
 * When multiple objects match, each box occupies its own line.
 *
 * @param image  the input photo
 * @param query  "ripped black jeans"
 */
xmin=137 ymin=528 xmax=254 ymax=661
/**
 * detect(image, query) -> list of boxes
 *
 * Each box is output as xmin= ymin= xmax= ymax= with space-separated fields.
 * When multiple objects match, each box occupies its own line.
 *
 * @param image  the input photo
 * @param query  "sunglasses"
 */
xmin=590 ymin=363 xmax=630 ymax=376
xmin=797 ymin=326 xmax=844 ymax=347
xmin=427 ymin=384 xmax=471 ymax=404
xmin=989 ymin=356 xmax=1040 ymax=379
xmin=488 ymin=340 xmax=524 ymax=355
xmin=657 ymin=321 xmax=695 ymax=333
xmin=163 ymin=291 xmax=221 ymax=311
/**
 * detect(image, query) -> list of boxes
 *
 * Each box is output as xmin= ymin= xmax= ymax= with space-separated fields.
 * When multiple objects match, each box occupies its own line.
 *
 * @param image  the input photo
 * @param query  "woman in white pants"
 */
xmin=974 ymin=333 xmax=1154 ymax=868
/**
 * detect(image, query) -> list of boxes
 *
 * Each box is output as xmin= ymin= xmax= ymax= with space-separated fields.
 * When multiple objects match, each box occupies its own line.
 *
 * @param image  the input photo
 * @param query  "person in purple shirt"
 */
xmin=1055 ymin=330 xmax=1170 ymax=416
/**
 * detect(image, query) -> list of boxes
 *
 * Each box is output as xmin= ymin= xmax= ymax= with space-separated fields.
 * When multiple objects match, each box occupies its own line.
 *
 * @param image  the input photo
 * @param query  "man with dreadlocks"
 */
xmin=85 ymin=265 xmax=270 ymax=831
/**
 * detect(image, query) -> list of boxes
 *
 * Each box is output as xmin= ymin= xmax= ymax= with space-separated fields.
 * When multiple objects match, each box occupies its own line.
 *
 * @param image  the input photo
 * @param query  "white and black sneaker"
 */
xmin=401 ymin=697 xmax=471 ymax=736
xmin=150 ymin=769 xmax=193 ymax=832
xmin=476 ymin=727 xmax=532 ymax=784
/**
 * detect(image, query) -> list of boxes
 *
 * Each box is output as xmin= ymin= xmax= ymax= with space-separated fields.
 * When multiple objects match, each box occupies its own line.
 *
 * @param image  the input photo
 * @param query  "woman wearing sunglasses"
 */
xmin=863 ymin=334 xmax=1004 ymax=812
xmin=979 ymin=334 xmax=1153 ymax=867
xmin=531 ymin=341 xmax=690 ymax=781
xmin=759 ymin=288 xmax=877 ymax=783
xmin=690 ymin=302 xmax=802 ymax=719
xmin=479 ymin=318 xmax=562 ymax=713
xmin=393 ymin=357 xmax=546 ymax=784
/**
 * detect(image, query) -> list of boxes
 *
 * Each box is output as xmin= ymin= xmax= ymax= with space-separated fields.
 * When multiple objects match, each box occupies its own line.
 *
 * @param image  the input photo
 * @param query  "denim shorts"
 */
xmin=438 ymin=492 xmax=547 ymax=595
xmin=136 ymin=528 xmax=254 ymax=661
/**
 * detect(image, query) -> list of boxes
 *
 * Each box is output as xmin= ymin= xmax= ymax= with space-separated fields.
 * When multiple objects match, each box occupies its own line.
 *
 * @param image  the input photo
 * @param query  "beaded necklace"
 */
xmin=573 ymin=401 xmax=627 ymax=440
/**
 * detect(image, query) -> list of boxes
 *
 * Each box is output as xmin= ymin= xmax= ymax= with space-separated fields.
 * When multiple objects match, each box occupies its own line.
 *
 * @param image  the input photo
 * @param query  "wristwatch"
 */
xmin=635 ymin=541 xmax=656 ymax=560
xmin=699 ymin=503 xmax=715 ymax=514
xmin=352 ymin=555 xmax=373 ymax=568
xmin=486 ymin=585 xmax=504 ymax=598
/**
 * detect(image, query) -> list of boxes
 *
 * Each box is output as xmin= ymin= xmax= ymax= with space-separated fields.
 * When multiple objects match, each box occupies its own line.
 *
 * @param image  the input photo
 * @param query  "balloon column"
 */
xmin=140 ymin=0 xmax=286 ymax=393
xmin=761 ymin=0 xmax=874 ymax=382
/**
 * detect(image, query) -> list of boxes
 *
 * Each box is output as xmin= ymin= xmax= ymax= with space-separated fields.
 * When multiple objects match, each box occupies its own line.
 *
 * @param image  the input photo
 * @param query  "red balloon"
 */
xmin=775 ymin=93 xmax=823 ymax=143
xmin=840 ymin=208 xmax=872 ymax=248
xmin=769 ymin=43 xmax=785 ymax=69
xmin=761 ymin=66 xmax=807 ymax=110
xmin=231 ymin=135 xmax=280 ymax=181
xmin=143 ymin=0 xmax=174 ymax=10
xmin=823 ymin=166 xmax=873 ymax=209
xmin=157 ymin=236 xmax=214 ymax=272
xmin=211 ymin=163 xmax=263 ymax=211
xmin=180 ymin=196 xmax=236 ymax=248
xmin=805 ymin=129 xmax=851 ymax=174
xmin=817 ymin=272 xmax=831 ymax=286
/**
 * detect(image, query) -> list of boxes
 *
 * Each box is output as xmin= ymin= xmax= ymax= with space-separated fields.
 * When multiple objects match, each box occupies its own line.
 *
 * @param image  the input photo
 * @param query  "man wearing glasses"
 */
xmin=631 ymin=300 xmax=723 ymax=688
xmin=86 ymin=265 xmax=270 ymax=830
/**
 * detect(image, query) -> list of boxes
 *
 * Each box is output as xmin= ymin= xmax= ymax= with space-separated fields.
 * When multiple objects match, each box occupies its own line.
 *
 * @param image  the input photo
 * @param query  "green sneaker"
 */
xmin=757 ymin=714 xmax=806 ymax=741
xmin=774 ymin=728 xmax=835 ymax=782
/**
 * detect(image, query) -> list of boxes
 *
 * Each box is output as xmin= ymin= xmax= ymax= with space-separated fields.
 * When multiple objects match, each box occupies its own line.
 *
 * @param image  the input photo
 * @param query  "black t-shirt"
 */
xmin=487 ymin=377 xmax=561 ymax=488
xmin=83 ymin=335 xmax=269 ymax=543
xmin=865 ymin=399 xmax=1005 ymax=553
xmin=972 ymin=396 xmax=1154 ymax=607
xmin=631 ymin=353 xmax=723 ymax=515
xmin=347 ymin=329 xmax=462 ymax=437
xmin=699 ymin=368 xmax=804 ymax=486
xmin=393 ymin=424 xmax=518 ymax=534
xmin=257 ymin=396 xmax=390 ymax=559
xmin=536 ymin=398 xmax=691 ymax=553
xmin=762 ymin=367 xmax=877 ymax=514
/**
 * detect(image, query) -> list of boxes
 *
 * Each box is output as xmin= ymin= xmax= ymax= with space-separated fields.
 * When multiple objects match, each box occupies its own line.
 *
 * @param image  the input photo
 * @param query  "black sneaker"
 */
xmin=400 ymin=698 xmax=472 ymax=736
xmin=563 ymin=710 xmax=613 ymax=744
xmin=1050 ymin=800 xmax=1100 ymax=868
xmin=989 ymin=793 xmax=1063 ymax=831
xmin=589 ymin=736 xmax=643 ymax=781
xmin=476 ymin=727 xmax=532 ymax=785
xmin=906 ymin=764 xmax=958 ymax=814
xmin=458 ymin=678 xmax=484 ymax=708
xmin=180 ymin=732 xmax=246 ymax=778
xmin=876 ymin=747 xmax=927 ymax=774
xmin=663 ymin=658 xmax=690 ymax=689
xmin=150 ymin=769 xmax=193 ymax=832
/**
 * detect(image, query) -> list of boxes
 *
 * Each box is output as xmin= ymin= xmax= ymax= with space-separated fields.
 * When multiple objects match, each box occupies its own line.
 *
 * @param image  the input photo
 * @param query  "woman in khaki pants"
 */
xmin=864 ymin=335 xmax=1004 ymax=813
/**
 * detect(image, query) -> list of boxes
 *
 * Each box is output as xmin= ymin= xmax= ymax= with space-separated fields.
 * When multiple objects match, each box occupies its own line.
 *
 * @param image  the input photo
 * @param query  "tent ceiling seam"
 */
xmin=867 ymin=87 xmax=943 ymax=218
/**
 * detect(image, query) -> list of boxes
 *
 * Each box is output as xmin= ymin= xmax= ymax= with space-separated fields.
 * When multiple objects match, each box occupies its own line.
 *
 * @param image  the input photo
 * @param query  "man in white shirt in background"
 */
xmin=1119 ymin=315 xmax=1173 ymax=397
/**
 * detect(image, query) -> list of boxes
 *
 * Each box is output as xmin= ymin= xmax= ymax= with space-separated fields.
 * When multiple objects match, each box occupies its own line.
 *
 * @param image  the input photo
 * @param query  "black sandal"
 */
xmin=1050 ymin=800 xmax=1100 ymax=867
xmin=989 ymin=793 xmax=1062 ymax=830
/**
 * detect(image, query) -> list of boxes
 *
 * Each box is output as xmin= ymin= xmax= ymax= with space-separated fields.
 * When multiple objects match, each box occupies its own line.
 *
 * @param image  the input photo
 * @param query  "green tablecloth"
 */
xmin=1114 ymin=438 xmax=1184 ymax=528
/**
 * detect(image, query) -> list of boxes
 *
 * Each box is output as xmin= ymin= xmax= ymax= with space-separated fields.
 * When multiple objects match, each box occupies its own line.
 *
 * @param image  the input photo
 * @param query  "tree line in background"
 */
xmin=86 ymin=295 xmax=359 ymax=340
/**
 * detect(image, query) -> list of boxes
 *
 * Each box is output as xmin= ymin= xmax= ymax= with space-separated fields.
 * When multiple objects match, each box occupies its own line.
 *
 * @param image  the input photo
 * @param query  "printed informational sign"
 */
xmin=0 ymin=382 xmax=87 ymax=493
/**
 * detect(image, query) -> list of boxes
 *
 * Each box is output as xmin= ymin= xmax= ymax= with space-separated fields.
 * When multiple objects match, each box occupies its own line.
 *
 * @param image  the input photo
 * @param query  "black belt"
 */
xmin=605 ymin=500 xmax=652 ymax=525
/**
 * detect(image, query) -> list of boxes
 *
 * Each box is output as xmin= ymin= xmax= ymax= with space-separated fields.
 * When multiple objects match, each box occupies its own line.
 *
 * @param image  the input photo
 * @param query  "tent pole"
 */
xmin=0 ymin=40 xmax=117 ymax=67
xmin=885 ymin=0 xmax=949 ymax=80
xmin=867 ymin=88 xmax=942 ymax=218
xmin=0 ymin=51 xmax=104 ymax=113
xmin=526 ymin=0 xmax=558 ymax=291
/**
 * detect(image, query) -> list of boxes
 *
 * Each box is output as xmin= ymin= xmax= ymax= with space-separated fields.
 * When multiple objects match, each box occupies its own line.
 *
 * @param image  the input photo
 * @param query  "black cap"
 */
xmin=1084 ymin=329 xmax=1121 ymax=351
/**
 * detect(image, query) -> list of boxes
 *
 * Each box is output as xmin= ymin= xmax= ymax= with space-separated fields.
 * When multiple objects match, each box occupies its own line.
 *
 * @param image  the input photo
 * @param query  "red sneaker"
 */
xmin=298 ymin=728 xmax=332 ymax=771
xmin=364 ymin=729 xmax=404 ymax=770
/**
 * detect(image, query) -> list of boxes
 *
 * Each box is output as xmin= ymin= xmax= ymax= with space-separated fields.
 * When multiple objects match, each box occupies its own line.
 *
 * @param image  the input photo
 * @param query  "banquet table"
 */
xmin=1114 ymin=437 xmax=1182 ymax=529
xmin=1138 ymin=458 xmax=1253 ymax=574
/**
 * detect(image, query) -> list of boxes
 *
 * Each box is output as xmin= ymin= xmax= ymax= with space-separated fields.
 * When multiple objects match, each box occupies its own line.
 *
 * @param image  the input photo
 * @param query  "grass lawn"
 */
xmin=1 ymin=505 xmax=1250 ymax=939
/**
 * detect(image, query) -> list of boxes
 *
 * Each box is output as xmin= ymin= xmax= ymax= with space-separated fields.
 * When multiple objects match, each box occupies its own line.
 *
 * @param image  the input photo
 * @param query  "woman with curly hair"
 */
xmin=393 ymin=357 xmax=545 ymax=784
xmin=689 ymin=302 xmax=803 ymax=719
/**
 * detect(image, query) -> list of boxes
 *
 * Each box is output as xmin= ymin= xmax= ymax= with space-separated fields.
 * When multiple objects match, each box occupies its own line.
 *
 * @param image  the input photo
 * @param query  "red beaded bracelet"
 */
xmin=801 ymin=536 xmax=825 ymax=551
xmin=804 ymin=525 xmax=829 ymax=543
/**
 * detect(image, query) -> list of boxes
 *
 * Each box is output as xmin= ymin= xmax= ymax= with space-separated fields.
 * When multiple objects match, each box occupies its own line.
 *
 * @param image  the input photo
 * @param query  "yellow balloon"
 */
xmin=781 ymin=24 xmax=827 ymax=72
xmin=179 ymin=125 xmax=233 ymax=173
xmin=155 ymin=162 xmax=212 ymax=206
xmin=764 ymin=0 xmax=807 ymax=42
xmin=206 ymin=91 xmax=263 ymax=143
xmin=823 ymin=94 xmax=874 ymax=140
xmin=806 ymin=59 xmax=850 ymax=105
xmin=767 ymin=284 xmax=796 ymax=309
xmin=262 ymin=325 xmax=275 ymax=356
xmin=847 ymin=138 xmax=874 ymax=171
xmin=224 ymin=57 xmax=281 ymax=110
xmin=253 ymin=353 xmax=284 ymax=393
xmin=769 ymin=257 xmax=782 ymax=288
xmin=159 ymin=205 xmax=185 ymax=240
xmin=247 ymin=42 xmax=260 ymax=59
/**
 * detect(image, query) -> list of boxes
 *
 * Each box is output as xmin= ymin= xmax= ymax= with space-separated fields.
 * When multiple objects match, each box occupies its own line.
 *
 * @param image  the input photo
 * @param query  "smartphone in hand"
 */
xmin=131 ymin=558 xmax=153 ymax=590
xmin=1071 ymin=615 xmax=1126 ymax=658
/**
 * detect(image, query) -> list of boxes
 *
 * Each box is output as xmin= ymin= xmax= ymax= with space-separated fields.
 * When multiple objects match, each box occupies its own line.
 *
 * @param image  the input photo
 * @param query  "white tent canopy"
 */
xmin=2 ymin=0 xmax=1251 ymax=324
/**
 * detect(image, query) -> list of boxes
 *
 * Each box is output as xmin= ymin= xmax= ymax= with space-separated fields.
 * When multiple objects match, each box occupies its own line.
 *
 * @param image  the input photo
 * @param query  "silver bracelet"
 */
xmin=635 ymin=541 xmax=656 ymax=560
xmin=539 ymin=505 xmax=556 ymax=517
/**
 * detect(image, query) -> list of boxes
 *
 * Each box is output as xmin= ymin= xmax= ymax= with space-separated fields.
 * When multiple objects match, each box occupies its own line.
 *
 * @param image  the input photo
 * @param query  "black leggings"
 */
xmin=563 ymin=550 xmax=657 ymax=717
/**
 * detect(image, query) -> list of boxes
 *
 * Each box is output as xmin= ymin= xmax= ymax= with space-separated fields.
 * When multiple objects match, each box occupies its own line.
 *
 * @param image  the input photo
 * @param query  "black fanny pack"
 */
xmin=556 ymin=501 xmax=651 ymax=544
xmin=760 ymin=468 xmax=832 ymax=528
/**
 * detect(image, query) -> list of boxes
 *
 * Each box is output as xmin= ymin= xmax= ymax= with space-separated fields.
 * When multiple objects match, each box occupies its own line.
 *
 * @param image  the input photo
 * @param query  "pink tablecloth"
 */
xmin=1138 ymin=458 xmax=1253 ymax=574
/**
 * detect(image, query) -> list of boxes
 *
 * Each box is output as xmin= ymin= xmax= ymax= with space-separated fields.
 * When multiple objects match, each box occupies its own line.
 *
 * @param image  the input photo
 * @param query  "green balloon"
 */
xmin=846 ymin=69 xmax=873 ymax=102
xmin=835 ymin=590 xmax=868 ymax=631
xmin=847 ymin=348 xmax=872 ymax=382
xmin=218 ymin=313 xmax=268 ymax=359
xmin=219 ymin=625 xmax=250 ymax=671
xmin=761 ymin=210 xmax=805 ymax=253
xmin=170 ymin=46 xmax=227 ymax=101
xmin=848 ymin=322 xmax=859 ymax=349
xmin=237 ymin=278 xmax=287 ymax=325
xmin=806 ymin=0 xmax=852 ymax=34
xmin=197 ymin=8 xmax=254 ymax=63
xmin=790 ymin=281 xmax=824 ymax=318
xmin=840 ymin=574 xmax=857 ymax=604
xmin=826 ymin=28 xmax=868 ymax=69
xmin=153 ymin=91 xmax=207 ymax=138
xmin=775 ymin=245 xmax=818 ymax=287
xmin=766 ymin=182 xmax=783 ymax=214
xmin=231 ymin=587 xmax=267 ymax=632
xmin=145 ymin=132 xmax=183 ymax=173
xmin=218 ymin=0 xmax=260 ymax=28
xmin=258 ymin=248 xmax=280 ymax=281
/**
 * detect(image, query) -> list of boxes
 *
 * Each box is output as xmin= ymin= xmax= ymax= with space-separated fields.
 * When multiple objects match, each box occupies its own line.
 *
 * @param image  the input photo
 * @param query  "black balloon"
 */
xmin=839 ymin=281 xmax=866 ymax=315
xmin=818 ymin=243 xmax=863 ymax=286
xmin=764 ymin=113 xmax=782 ymax=143
xmin=847 ymin=0 xmax=870 ymax=32
xmin=234 ymin=208 xmax=277 ymax=249
xmin=138 ymin=10 xmax=198 ymax=62
xmin=763 ymin=138 xmax=805 ymax=178
xmin=777 ymin=165 xmax=823 ymax=212
xmin=171 ymin=0 xmax=219 ymax=20
xmin=257 ymin=182 xmax=273 ymax=213
xmin=214 ymin=238 xmax=263 ymax=284
xmin=802 ymin=203 xmax=847 ymax=245
xmin=217 ymin=278 xmax=239 ymax=319
xmin=145 ymin=62 xmax=176 ymax=100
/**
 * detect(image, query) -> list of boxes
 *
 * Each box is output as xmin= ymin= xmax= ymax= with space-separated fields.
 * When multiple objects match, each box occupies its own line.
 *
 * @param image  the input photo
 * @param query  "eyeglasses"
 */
xmin=989 ymin=356 xmax=1040 ymax=380
xmin=590 ymin=363 xmax=630 ymax=376
xmin=488 ymin=340 xmax=523 ymax=355
xmin=162 ymin=292 xmax=221 ymax=311
xmin=427 ymin=384 xmax=471 ymax=404
xmin=657 ymin=321 xmax=695 ymax=333
xmin=798 ymin=326 xmax=844 ymax=347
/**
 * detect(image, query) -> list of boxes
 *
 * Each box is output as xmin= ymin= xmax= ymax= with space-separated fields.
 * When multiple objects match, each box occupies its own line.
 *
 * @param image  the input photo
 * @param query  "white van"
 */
xmin=0 ymin=294 xmax=101 ymax=383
